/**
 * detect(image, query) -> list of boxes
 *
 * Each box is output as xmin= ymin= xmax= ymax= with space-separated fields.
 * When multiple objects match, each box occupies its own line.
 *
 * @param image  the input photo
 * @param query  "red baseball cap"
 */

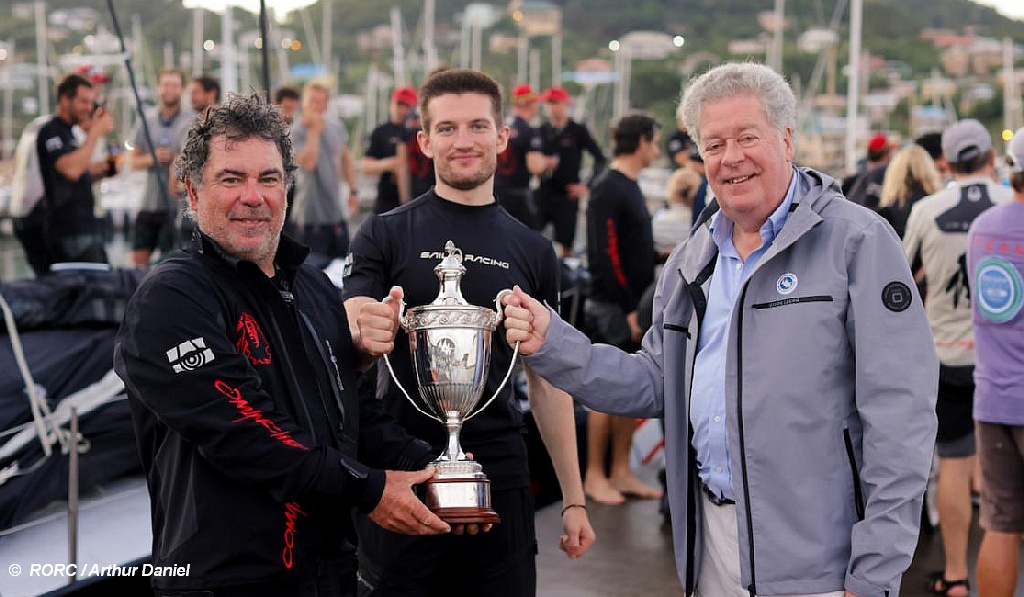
xmin=392 ymin=86 xmax=418 ymax=106
xmin=867 ymin=132 xmax=888 ymax=152
xmin=511 ymin=83 xmax=538 ymax=103
xmin=540 ymin=86 xmax=571 ymax=103
xmin=74 ymin=65 xmax=111 ymax=84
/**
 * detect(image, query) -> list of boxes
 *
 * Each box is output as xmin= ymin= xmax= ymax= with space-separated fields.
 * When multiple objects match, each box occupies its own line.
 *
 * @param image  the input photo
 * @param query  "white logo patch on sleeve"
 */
xmin=45 ymin=137 xmax=64 ymax=153
xmin=167 ymin=337 xmax=215 ymax=373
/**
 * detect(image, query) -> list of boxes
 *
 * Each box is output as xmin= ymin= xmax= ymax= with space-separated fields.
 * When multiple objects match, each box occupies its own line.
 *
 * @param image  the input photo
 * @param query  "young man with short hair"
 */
xmin=344 ymin=69 xmax=595 ymax=596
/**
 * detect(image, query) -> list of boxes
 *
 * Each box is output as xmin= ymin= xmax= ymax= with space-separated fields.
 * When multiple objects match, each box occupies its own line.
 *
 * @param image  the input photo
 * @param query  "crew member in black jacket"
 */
xmin=537 ymin=86 xmax=606 ymax=257
xmin=581 ymin=112 xmax=664 ymax=505
xmin=113 ymin=93 xmax=449 ymax=597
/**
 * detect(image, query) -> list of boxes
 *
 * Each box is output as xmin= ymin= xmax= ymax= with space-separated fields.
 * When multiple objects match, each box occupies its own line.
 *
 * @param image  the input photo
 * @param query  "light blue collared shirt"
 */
xmin=690 ymin=171 xmax=798 ymax=501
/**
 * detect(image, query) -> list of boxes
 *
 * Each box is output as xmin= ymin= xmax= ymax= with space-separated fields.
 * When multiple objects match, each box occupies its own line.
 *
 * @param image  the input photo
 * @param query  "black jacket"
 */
xmin=539 ymin=119 xmax=607 ymax=193
xmin=113 ymin=232 xmax=433 ymax=592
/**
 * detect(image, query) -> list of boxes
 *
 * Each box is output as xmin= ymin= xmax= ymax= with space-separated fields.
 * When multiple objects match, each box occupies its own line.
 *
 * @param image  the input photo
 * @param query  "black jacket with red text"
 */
xmin=113 ymin=232 xmax=434 ymax=593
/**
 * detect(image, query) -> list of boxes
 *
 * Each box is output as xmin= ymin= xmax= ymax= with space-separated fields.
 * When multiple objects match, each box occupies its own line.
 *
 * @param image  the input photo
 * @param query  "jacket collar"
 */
xmin=189 ymin=228 xmax=310 ymax=279
xmin=675 ymin=167 xmax=834 ymax=283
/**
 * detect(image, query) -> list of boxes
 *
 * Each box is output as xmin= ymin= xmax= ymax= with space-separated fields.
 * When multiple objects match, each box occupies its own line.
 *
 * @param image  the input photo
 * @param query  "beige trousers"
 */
xmin=694 ymin=491 xmax=846 ymax=597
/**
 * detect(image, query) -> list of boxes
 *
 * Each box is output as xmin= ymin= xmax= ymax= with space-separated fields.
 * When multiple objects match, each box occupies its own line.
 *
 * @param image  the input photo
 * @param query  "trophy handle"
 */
xmin=464 ymin=289 xmax=519 ymax=423
xmin=381 ymin=295 xmax=444 ymax=424
xmin=492 ymin=289 xmax=513 ymax=323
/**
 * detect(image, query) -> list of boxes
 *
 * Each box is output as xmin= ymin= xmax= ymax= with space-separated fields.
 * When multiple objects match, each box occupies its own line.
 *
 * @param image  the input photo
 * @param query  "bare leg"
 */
xmin=609 ymin=416 xmax=663 ymax=499
xmin=584 ymin=411 xmax=624 ymax=504
xmin=935 ymin=455 xmax=974 ymax=597
xmin=976 ymin=531 xmax=1021 ymax=597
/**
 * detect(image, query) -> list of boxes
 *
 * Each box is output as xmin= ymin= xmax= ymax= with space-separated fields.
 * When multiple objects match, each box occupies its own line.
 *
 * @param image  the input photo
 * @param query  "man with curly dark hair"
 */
xmin=115 ymin=93 xmax=451 ymax=597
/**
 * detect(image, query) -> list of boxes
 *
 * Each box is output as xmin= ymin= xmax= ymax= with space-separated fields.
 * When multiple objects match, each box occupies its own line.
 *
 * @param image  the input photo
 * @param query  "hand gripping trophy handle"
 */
xmin=381 ymin=289 xmax=520 ymax=426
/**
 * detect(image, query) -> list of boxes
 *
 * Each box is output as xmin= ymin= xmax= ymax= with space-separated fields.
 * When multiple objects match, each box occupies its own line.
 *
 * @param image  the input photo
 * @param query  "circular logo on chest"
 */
xmin=776 ymin=273 xmax=798 ymax=295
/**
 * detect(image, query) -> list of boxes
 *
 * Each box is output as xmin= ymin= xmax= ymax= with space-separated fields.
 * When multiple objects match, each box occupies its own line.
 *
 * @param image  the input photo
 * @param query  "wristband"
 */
xmin=561 ymin=503 xmax=586 ymax=516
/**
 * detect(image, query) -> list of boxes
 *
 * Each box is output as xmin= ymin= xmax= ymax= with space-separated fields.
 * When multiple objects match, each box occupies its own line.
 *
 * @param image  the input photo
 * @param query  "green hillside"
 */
xmin=0 ymin=0 xmax=1021 ymax=144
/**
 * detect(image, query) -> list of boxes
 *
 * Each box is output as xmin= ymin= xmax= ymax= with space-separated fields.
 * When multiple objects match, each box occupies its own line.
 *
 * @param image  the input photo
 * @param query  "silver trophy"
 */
xmin=382 ymin=241 xmax=517 ymax=524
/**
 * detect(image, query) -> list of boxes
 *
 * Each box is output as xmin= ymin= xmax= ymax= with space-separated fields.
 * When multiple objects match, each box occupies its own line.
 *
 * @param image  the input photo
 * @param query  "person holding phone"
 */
xmin=36 ymin=72 xmax=116 ymax=266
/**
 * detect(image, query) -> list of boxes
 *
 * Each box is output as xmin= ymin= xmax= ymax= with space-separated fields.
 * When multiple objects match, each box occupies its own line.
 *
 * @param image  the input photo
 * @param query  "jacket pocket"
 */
xmin=663 ymin=321 xmax=691 ymax=338
xmin=844 ymin=428 xmax=866 ymax=521
xmin=752 ymin=295 xmax=834 ymax=310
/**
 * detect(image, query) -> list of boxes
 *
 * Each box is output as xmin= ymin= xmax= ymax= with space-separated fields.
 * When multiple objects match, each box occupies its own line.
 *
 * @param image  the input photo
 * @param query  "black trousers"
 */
xmin=355 ymin=487 xmax=538 ymax=597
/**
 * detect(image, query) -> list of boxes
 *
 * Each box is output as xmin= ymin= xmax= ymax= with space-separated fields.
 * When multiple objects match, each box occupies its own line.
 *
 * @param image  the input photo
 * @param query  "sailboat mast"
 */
xmin=424 ymin=0 xmax=437 ymax=74
xmin=769 ymin=0 xmax=785 ymax=72
xmin=221 ymin=4 xmax=238 ymax=96
xmin=35 ymin=1 xmax=48 ymax=116
xmin=192 ymin=7 xmax=203 ymax=76
xmin=391 ymin=7 xmax=406 ymax=86
xmin=844 ymin=0 xmax=863 ymax=175
xmin=1005 ymin=37 xmax=1022 ymax=135
xmin=323 ymin=0 xmax=332 ymax=74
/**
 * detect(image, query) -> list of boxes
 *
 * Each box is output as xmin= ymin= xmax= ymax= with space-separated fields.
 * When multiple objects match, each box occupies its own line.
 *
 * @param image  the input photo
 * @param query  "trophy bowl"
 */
xmin=382 ymin=241 xmax=517 ymax=524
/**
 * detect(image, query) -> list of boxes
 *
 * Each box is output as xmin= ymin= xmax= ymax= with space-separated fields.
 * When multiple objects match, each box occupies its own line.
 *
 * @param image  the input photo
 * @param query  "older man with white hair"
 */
xmin=501 ymin=62 xmax=938 ymax=597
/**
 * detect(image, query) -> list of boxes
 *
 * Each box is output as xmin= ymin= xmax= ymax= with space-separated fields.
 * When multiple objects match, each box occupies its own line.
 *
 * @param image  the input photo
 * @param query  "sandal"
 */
xmin=925 ymin=571 xmax=970 ymax=596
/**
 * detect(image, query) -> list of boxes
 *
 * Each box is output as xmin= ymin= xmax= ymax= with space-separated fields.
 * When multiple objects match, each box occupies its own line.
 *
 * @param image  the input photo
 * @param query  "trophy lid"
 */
xmin=432 ymin=241 xmax=470 ymax=307
xmin=401 ymin=240 xmax=501 ymax=332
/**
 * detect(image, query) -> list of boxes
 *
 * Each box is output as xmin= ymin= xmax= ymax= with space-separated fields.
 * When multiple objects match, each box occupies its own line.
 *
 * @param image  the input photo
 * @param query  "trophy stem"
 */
xmin=443 ymin=410 xmax=466 ymax=462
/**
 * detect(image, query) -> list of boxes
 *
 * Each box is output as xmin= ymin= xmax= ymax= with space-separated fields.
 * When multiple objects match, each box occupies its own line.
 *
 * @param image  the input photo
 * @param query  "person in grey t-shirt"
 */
xmin=129 ymin=68 xmax=193 ymax=266
xmin=289 ymin=79 xmax=359 ymax=266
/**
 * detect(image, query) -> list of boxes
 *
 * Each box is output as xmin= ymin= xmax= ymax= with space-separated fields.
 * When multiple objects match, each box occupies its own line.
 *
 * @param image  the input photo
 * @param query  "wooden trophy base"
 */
xmin=424 ymin=476 xmax=500 ymax=524
xmin=433 ymin=506 xmax=501 ymax=525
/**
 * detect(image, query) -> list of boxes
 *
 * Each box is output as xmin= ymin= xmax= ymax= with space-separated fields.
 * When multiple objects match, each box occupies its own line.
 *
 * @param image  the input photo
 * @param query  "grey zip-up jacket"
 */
xmin=526 ymin=168 xmax=938 ymax=597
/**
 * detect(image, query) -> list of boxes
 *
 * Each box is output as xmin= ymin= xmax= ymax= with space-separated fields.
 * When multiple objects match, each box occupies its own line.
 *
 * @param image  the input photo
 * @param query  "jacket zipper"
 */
xmin=259 ymin=282 xmax=320 ymax=442
xmin=680 ymin=269 xmax=701 ymax=592
xmin=296 ymin=308 xmax=347 ymax=428
xmin=680 ymin=261 xmax=718 ymax=594
xmin=277 ymin=280 xmax=341 ymax=440
xmin=844 ymin=429 xmax=866 ymax=521
xmin=736 ymin=281 xmax=757 ymax=597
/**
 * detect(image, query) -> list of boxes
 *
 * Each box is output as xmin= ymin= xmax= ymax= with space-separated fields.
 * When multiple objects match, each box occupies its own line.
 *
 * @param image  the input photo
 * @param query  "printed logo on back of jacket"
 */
xmin=975 ymin=256 xmax=1024 ymax=323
